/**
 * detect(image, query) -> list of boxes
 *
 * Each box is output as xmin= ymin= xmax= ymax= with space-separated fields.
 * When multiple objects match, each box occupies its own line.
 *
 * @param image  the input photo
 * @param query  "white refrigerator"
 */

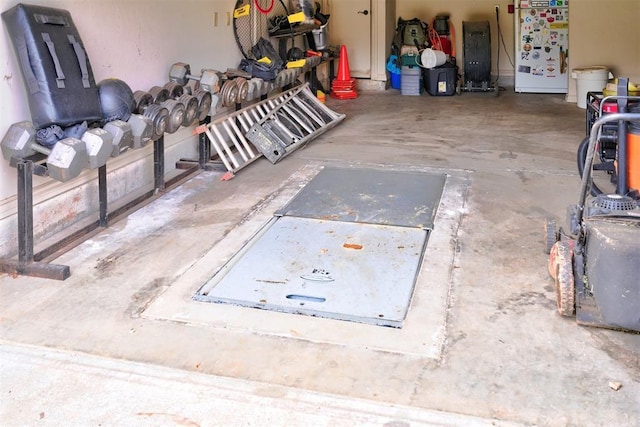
xmin=514 ymin=0 xmax=569 ymax=93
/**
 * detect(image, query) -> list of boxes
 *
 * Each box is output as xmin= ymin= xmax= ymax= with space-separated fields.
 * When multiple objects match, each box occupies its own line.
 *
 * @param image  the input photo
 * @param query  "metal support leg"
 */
xmin=198 ymin=118 xmax=211 ymax=169
xmin=328 ymin=58 xmax=335 ymax=88
xmin=0 ymin=159 xmax=70 ymax=280
xmin=17 ymin=160 xmax=33 ymax=264
xmin=305 ymin=31 xmax=316 ymax=51
xmin=154 ymin=135 xmax=165 ymax=192
xmin=98 ymin=165 xmax=108 ymax=227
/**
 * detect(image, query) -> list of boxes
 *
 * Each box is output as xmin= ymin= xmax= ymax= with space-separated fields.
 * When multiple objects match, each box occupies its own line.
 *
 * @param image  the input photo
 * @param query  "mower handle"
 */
xmin=577 ymin=112 xmax=640 ymax=226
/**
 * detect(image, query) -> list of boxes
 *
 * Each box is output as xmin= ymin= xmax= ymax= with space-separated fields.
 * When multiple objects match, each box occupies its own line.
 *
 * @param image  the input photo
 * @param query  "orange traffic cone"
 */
xmin=331 ymin=45 xmax=357 ymax=99
xmin=336 ymin=44 xmax=352 ymax=81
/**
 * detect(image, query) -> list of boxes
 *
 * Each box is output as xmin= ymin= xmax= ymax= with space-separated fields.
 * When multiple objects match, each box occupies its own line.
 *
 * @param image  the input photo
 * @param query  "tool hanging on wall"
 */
xmin=233 ymin=0 xmax=289 ymax=59
xmin=254 ymin=0 xmax=275 ymax=15
xmin=430 ymin=15 xmax=456 ymax=57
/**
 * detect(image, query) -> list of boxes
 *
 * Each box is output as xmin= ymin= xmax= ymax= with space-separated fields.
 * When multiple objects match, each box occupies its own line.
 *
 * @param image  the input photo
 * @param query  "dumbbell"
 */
xmin=103 ymin=120 xmax=133 ymax=156
xmin=145 ymin=86 xmax=185 ymax=134
xmin=245 ymin=78 xmax=263 ymax=101
xmin=82 ymin=128 xmax=114 ymax=169
xmin=11 ymin=122 xmax=111 ymax=170
xmin=132 ymin=90 xmax=169 ymax=141
xmin=219 ymin=78 xmax=250 ymax=107
xmin=219 ymin=79 xmax=239 ymax=108
xmin=3 ymin=121 xmax=113 ymax=173
xmin=166 ymin=79 xmax=214 ymax=121
xmin=235 ymin=78 xmax=249 ymax=103
xmin=168 ymin=62 xmax=220 ymax=94
xmin=162 ymin=82 xmax=199 ymax=127
xmin=192 ymin=88 xmax=213 ymax=121
xmin=103 ymin=114 xmax=154 ymax=153
xmin=1 ymin=121 xmax=88 ymax=182
xmin=127 ymin=115 xmax=154 ymax=149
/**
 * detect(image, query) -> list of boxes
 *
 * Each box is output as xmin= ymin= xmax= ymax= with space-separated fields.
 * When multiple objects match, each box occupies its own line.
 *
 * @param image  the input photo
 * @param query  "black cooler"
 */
xmin=424 ymin=62 xmax=457 ymax=96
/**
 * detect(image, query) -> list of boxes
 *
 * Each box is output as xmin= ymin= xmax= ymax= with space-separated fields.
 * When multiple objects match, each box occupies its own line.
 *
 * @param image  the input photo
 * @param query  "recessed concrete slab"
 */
xmin=144 ymin=164 xmax=470 ymax=357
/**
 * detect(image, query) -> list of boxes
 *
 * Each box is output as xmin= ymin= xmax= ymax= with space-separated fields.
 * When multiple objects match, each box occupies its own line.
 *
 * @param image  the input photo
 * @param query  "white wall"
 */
xmin=396 ymin=0 xmax=640 ymax=95
xmin=396 ymin=0 xmax=516 ymax=83
xmin=0 ymin=0 xmax=242 ymax=257
xmin=566 ymin=0 xmax=640 ymax=102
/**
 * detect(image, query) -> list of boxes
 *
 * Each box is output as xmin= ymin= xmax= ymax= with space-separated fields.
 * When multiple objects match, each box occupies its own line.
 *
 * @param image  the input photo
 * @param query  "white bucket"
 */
xmin=571 ymin=66 xmax=613 ymax=109
xmin=312 ymin=25 xmax=328 ymax=50
xmin=420 ymin=49 xmax=447 ymax=69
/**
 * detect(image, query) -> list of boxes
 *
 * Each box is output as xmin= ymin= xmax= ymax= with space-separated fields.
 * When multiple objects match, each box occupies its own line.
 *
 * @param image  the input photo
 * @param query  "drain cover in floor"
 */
xmin=194 ymin=168 xmax=446 ymax=327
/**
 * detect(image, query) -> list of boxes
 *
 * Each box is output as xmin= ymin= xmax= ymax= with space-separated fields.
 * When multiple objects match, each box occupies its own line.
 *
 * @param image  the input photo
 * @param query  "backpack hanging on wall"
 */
xmin=2 ymin=3 xmax=103 ymax=129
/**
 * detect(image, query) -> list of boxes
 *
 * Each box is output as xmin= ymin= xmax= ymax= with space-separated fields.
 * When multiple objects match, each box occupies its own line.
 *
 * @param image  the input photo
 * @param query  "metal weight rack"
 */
xmin=0 ymin=63 xmax=343 ymax=281
xmin=0 ymin=134 xmax=199 ymax=280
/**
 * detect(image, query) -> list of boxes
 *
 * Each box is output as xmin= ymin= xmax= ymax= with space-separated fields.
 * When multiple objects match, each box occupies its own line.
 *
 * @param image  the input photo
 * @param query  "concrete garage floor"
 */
xmin=1 ymin=88 xmax=639 ymax=426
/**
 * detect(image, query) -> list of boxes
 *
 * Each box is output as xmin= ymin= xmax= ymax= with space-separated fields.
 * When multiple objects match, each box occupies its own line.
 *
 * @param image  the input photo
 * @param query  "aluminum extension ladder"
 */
xmin=195 ymin=83 xmax=345 ymax=179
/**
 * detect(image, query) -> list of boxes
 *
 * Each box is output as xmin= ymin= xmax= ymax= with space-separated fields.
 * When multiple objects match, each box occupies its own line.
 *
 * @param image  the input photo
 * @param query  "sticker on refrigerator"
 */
xmin=532 ymin=66 xmax=544 ymax=76
xmin=532 ymin=1 xmax=549 ymax=7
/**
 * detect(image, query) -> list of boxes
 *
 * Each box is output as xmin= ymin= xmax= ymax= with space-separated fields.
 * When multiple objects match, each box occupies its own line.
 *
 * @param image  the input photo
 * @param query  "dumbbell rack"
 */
xmin=0 ymin=134 xmax=198 ymax=280
xmin=1 ymin=65 xmax=341 ymax=280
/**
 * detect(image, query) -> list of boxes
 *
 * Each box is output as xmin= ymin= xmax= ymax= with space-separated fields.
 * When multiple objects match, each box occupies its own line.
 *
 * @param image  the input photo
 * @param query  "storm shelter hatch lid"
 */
xmin=194 ymin=167 xmax=447 ymax=328
xmin=274 ymin=167 xmax=446 ymax=230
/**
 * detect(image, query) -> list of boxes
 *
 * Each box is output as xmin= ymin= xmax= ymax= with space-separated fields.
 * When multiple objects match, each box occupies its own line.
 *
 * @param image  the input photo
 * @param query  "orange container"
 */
xmin=628 ymin=128 xmax=640 ymax=191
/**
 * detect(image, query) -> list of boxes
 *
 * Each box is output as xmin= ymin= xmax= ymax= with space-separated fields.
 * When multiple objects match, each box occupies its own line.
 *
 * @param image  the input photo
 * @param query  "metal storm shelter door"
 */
xmin=195 ymin=167 xmax=446 ymax=328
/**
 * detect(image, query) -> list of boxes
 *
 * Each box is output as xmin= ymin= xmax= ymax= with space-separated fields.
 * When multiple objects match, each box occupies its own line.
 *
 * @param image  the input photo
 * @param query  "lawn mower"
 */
xmin=546 ymin=79 xmax=640 ymax=333
xmin=576 ymin=79 xmax=640 ymax=197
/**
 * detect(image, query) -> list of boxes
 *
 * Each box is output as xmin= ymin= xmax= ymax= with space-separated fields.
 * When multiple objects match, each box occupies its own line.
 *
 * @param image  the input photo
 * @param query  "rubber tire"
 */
xmin=544 ymin=218 xmax=558 ymax=255
xmin=553 ymin=241 xmax=575 ymax=317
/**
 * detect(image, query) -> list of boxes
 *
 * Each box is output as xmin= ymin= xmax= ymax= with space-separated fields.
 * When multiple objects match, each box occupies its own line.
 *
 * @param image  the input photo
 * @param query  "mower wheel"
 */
xmin=553 ymin=241 xmax=575 ymax=317
xmin=544 ymin=218 xmax=558 ymax=254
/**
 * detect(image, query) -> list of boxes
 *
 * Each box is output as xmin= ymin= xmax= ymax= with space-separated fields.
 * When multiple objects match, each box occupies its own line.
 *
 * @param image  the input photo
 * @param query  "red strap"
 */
xmin=254 ymin=0 xmax=274 ymax=14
